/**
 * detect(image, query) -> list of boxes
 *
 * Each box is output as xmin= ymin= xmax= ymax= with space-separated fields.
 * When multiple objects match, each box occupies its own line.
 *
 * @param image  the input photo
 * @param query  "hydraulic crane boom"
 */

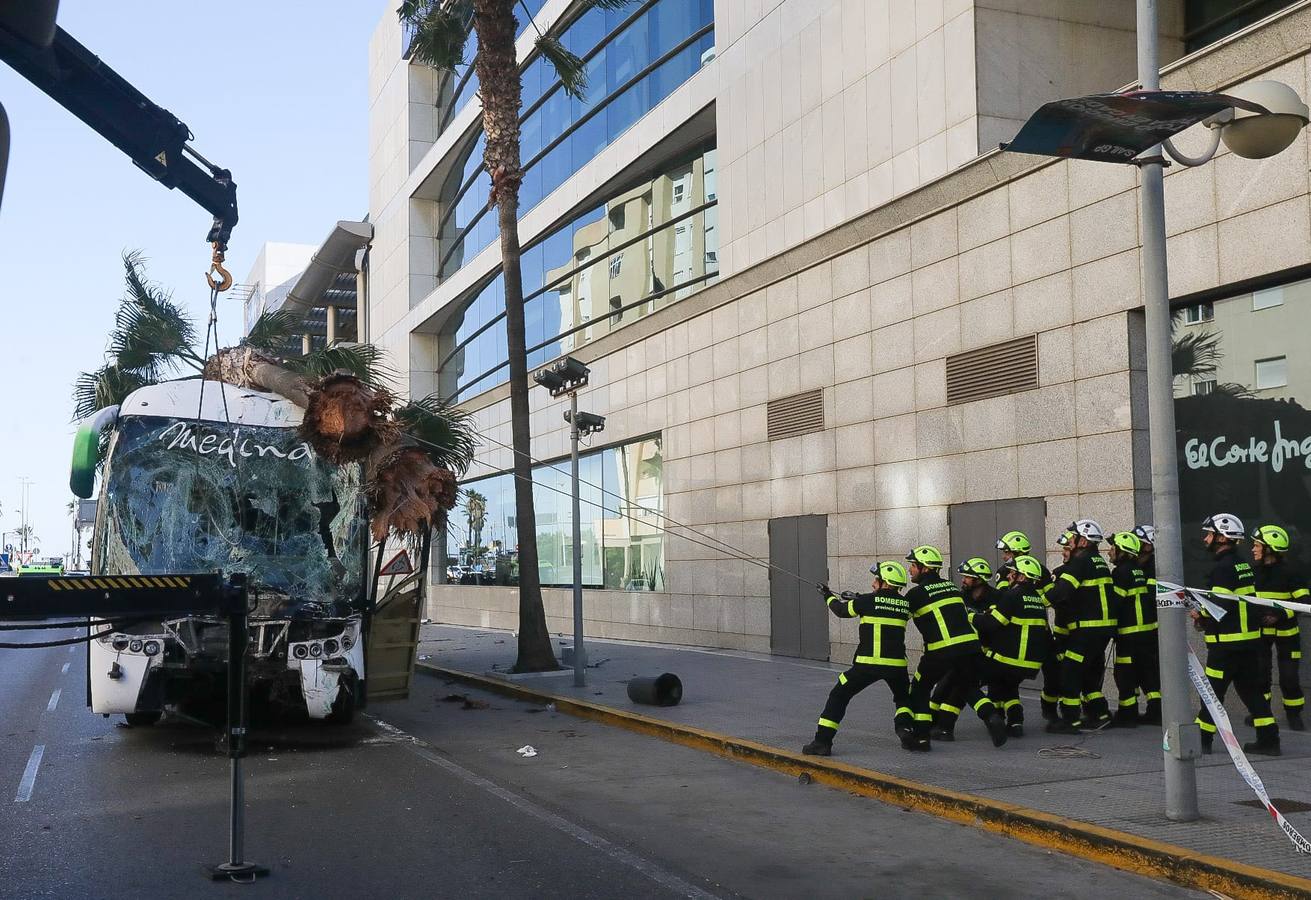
xmin=0 ymin=21 xmax=238 ymax=247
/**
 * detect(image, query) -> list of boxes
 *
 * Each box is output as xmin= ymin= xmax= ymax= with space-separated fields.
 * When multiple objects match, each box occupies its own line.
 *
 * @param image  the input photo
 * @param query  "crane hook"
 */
xmin=206 ymin=242 xmax=233 ymax=292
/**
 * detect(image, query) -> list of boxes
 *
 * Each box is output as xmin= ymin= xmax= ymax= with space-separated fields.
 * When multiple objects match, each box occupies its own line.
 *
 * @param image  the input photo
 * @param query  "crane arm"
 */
xmin=0 ymin=24 xmax=237 ymax=247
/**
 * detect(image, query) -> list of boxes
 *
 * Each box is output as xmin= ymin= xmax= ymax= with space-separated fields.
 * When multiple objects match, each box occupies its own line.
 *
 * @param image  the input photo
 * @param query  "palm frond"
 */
xmin=72 ymin=365 xmax=151 ymax=421
xmin=396 ymin=394 xmax=480 ymax=475
xmin=287 ymin=343 xmax=395 ymax=388
xmin=1172 ymin=329 xmax=1222 ymax=379
xmin=111 ymin=252 xmax=199 ymax=375
xmin=244 ymin=309 xmax=298 ymax=353
xmin=535 ymin=33 xmax=588 ymax=99
xmin=399 ymin=0 xmax=472 ymax=71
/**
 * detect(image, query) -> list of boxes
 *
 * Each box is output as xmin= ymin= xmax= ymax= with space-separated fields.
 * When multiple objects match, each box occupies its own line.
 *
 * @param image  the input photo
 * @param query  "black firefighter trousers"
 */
xmin=814 ymin=664 xmax=912 ymax=744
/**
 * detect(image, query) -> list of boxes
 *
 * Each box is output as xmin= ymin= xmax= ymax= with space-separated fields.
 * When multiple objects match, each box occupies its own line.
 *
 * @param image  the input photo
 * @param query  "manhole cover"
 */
xmin=1236 ymin=798 xmax=1311 ymax=813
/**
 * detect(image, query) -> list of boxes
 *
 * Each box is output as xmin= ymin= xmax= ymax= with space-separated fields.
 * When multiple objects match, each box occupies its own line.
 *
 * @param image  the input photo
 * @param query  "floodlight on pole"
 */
xmin=532 ymin=355 xmax=597 ymax=687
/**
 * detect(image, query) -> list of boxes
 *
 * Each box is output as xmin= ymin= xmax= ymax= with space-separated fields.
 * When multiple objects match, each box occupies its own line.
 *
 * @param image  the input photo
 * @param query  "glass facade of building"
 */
xmin=446 ymin=435 xmax=664 ymax=591
xmin=1174 ymin=274 xmax=1311 ymax=581
xmin=435 ymin=0 xmax=715 ymax=282
xmin=439 ymin=145 xmax=718 ymax=402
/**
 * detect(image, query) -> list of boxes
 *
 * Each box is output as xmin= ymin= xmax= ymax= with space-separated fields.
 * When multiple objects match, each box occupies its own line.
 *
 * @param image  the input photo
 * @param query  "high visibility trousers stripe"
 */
xmin=818 ymin=717 xmax=840 ymax=731
xmin=1285 ymin=697 xmax=1306 ymax=708
xmin=938 ymin=703 xmax=961 ymax=715
xmin=1197 ymin=719 xmax=1217 ymax=733
xmin=1145 ymin=691 xmax=1162 ymax=700
xmin=1119 ymin=697 xmax=1137 ymax=708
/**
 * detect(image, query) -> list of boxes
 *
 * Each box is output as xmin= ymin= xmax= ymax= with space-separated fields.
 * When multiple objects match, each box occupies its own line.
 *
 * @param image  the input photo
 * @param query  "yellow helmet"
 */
xmin=905 ymin=545 xmax=944 ymax=568
xmin=871 ymin=560 xmax=909 ymax=587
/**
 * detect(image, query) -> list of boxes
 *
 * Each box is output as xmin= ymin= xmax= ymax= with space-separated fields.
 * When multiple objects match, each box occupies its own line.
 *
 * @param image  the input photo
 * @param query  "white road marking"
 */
xmin=60 ymin=662 xmax=70 ymax=675
xmin=15 ymin=745 xmax=44 ymax=802
xmin=46 ymin=689 xmax=61 ymax=712
xmin=366 ymin=716 xmax=718 ymax=899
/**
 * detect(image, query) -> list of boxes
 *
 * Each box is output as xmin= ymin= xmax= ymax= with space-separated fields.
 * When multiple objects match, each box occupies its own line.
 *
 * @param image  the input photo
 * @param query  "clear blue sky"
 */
xmin=0 ymin=1 xmax=387 ymax=559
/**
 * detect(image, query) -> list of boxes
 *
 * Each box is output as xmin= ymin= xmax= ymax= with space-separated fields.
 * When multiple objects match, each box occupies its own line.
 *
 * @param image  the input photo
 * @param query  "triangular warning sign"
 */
xmin=155 ymin=151 xmax=167 ymax=166
xmin=379 ymin=550 xmax=413 ymax=576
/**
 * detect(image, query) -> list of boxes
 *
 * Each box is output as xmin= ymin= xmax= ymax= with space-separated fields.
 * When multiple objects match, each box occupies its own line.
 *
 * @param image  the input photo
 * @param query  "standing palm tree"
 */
xmin=400 ymin=0 xmax=628 ymax=671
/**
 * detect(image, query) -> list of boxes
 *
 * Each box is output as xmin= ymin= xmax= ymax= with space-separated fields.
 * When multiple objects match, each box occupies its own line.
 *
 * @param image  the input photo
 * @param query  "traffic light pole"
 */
xmin=569 ymin=390 xmax=586 ymax=688
xmin=1137 ymin=0 xmax=1200 ymax=822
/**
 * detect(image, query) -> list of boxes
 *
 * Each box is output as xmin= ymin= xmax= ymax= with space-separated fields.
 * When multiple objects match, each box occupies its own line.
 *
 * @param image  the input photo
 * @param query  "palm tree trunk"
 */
xmin=473 ymin=0 xmax=557 ymax=672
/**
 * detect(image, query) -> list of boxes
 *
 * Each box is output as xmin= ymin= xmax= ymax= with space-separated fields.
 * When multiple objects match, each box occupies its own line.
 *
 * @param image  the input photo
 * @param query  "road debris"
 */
xmin=516 ymin=745 xmax=538 ymax=758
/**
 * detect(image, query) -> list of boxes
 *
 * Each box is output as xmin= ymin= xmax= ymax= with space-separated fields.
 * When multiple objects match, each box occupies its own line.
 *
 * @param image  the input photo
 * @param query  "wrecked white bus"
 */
xmin=71 ymin=379 xmax=422 ymax=726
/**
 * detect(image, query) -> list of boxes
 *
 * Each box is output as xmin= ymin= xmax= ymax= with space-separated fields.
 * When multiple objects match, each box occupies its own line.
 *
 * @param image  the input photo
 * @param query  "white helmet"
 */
xmin=1067 ymin=519 xmax=1104 ymax=543
xmin=1132 ymin=524 xmax=1156 ymax=545
xmin=1202 ymin=513 xmax=1245 ymax=540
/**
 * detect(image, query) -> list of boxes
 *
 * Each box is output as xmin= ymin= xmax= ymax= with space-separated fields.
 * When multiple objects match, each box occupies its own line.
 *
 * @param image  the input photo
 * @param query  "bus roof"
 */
xmin=119 ymin=380 xmax=304 ymax=428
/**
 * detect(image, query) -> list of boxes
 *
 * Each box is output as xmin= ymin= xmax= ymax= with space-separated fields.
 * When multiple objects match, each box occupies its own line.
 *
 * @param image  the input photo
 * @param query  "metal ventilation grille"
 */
xmin=767 ymin=389 xmax=825 ymax=440
xmin=945 ymin=334 xmax=1039 ymax=405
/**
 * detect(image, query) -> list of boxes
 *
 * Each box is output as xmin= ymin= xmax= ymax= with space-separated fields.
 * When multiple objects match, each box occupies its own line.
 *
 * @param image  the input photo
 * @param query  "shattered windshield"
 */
xmin=100 ymin=415 xmax=366 ymax=618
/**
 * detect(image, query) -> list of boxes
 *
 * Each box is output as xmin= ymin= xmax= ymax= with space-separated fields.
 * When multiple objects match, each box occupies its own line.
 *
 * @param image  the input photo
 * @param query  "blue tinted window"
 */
xmin=442 ymin=147 xmax=718 ymax=404
xmin=436 ymin=0 xmax=714 ymax=285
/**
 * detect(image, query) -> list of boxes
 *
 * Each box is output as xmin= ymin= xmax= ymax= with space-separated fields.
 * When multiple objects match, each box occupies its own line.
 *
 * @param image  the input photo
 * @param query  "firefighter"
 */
xmin=1250 ymin=524 xmax=1306 ymax=731
xmin=928 ymin=557 xmax=999 ymax=740
xmin=973 ymin=555 xmax=1051 ymax=737
xmin=996 ymin=530 xmax=1064 ymax=721
xmin=1192 ymin=513 xmax=1280 ymax=755
xmin=903 ymin=545 xmax=1008 ymax=751
xmin=1108 ymin=531 xmax=1159 ymax=727
xmin=804 ymin=561 xmax=914 ymax=756
xmin=1130 ymin=524 xmax=1162 ymax=723
xmin=1046 ymin=519 xmax=1116 ymax=734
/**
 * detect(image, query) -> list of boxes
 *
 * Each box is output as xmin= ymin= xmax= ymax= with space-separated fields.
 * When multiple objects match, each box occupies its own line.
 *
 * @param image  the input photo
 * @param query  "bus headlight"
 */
xmin=292 ymin=645 xmax=309 ymax=659
xmin=111 ymin=635 xmax=130 ymax=652
xmin=129 ymin=640 xmax=143 ymax=653
xmin=308 ymin=643 xmax=323 ymax=658
xmin=323 ymin=639 xmax=339 ymax=656
xmin=143 ymin=640 xmax=161 ymax=656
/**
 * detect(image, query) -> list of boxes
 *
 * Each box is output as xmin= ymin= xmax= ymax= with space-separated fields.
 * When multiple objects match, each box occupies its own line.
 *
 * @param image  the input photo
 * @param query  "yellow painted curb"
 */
xmin=418 ymin=662 xmax=1311 ymax=900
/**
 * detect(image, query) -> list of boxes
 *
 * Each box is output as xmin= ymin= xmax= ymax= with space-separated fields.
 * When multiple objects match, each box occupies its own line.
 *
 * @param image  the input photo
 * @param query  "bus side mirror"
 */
xmin=70 ymin=425 xmax=99 ymax=499
xmin=70 ymin=405 xmax=119 ymax=499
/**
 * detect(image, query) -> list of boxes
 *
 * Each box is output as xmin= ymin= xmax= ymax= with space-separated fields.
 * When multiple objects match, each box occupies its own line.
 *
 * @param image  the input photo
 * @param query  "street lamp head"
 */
xmin=1218 ymin=80 xmax=1309 ymax=159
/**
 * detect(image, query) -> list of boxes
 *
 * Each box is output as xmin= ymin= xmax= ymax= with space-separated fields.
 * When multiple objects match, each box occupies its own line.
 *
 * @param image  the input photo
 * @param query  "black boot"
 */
xmin=1007 ymin=722 xmax=1024 ymax=738
xmin=929 ymin=726 xmax=955 ymax=742
xmin=1287 ymin=709 xmax=1305 ymax=732
xmin=802 ymin=739 xmax=832 ymax=756
xmin=1244 ymin=738 xmax=1281 ymax=756
xmin=901 ymin=731 xmax=930 ymax=752
xmin=1046 ymin=719 xmax=1081 ymax=735
xmin=1141 ymin=699 xmax=1162 ymax=726
xmin=1040 ymin=698 xmax=1058 ymax=723
xmin=1111 ymin=706 xmax=1139 ymax=728
xmin=1200 ymin=735 xmax=1213 ymax=754
xmin=985 ymin=714 xmax=1009 ymax=748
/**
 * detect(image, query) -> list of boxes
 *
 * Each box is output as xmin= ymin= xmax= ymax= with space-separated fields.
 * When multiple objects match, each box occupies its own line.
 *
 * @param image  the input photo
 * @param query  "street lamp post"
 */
xmin=1136 ymin=0 xmax=1199 ymax=822
xmin=533 ymin=357 xmax=605 ymax=688
xmin=1008 ymin=3 xmax=1310 ymax=821
xmin=1134 ymin=0 xmax=1310 ymax=821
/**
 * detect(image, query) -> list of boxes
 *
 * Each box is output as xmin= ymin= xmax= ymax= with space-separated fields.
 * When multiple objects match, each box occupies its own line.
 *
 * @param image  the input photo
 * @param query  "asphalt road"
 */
xmin=0 ymin=628 xmax=1205 ymax=899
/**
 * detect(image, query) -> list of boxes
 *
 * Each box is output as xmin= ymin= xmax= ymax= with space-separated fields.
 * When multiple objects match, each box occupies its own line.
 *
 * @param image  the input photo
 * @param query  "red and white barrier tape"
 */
xmin=1186 ymin=645 xmax=1311 ymax=854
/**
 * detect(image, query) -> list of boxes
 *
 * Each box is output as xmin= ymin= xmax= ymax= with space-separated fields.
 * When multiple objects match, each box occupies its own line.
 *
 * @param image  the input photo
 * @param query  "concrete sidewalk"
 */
xmin=416 ymin=623 xmax=1311 ymax=893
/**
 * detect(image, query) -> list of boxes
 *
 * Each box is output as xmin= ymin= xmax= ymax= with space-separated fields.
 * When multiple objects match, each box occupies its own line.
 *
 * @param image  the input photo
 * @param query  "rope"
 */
xmin=407 ymin=432 xmax=821 ymax=591
xmin=0 ymin=621 xmax=148 ymax=650
xmin=406 ymin=431 xmax=824 ymax=592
